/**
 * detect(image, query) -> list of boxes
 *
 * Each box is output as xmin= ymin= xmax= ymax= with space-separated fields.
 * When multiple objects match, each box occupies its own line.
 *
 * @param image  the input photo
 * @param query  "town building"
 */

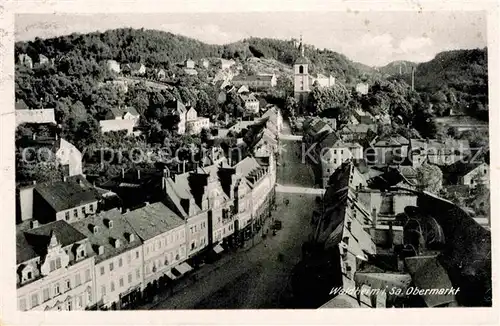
xmin=260 ymin=106 xmax=283 ymax=134
xmin=123 ymin=63 xmax=146 ymax=76
xmin=444 ymin=162 xmax=489 ymax=189
xmin=32 ymin=178 xmax=100 ymax=224
xmin=18 ymin=54 xmax=33 ymax=69
xmin=165 ymin=99 xmax=187 ymax=135
xmin=367 ymin=136 xmax=409 ymax=166
xmin=318 ymin=133 xmax=364 ymax=188
xmin=338 ymin=123 xmax=377 ymax=143
xmin=15 ymin=106 xmax=56 ymax=126
xmin=72 ymin=208 xmax=144 ymax=309
xmin=232 ymin=74 xmax=277 ymax=90
xmin=303 ymin=119 xmax=335 ymax=143
xmin=124 ymin=203 xmax=189 ymax=297
xmin=434 ymin=114 xmax=488 ymax=132
xmin=409 ymin=138 xmax=471 ymax=167
xmin=39 ymin=54 xmax=50 ymax=66
xmin=220 ymin=58 xmax=236 ymax=70
xmin=17 ymin=220 xmax=95 ymax=311
xmin=17 ymin=135 xmax=83 ymax=177
xmin=240 ymin=93 xmax=260 ymax=114
xmin=312 ymin=74 xmax=336 ymax=88
xmin=106 ymin=60 xmax=121 ymax=74
xmin=200 ymin=59 xmax=210 ymax=69
xmin=185 ymin=107 xmax=210 ymax=135
xmin=355 ymin=83 xmax=369 ymax=95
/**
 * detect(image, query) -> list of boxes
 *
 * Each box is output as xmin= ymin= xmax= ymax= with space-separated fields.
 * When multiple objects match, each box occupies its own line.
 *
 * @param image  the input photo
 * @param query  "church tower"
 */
xmin=294 ymin=35 xmax=310 ymax=113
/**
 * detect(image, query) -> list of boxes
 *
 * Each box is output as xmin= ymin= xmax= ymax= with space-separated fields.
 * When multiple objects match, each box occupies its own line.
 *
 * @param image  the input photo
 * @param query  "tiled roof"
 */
xmin=35 ymin=180 xmax=99 ymax=212
xmin=374 ymin=136 xmax=409 ymax=147
xmin=72 ymin=208 xmax=142 ymax=263
xmin=341 ymin=124 xmax=376 ymax=134
xmin=295 ymin=56 xmax=310 ymax=65
xmin=125 ymin=202 xmax=185 ymax=241
xmin=232 ymin=74 xmax=275 ymax=82
xmin=18 ymin=220 xmax=87 ymax=264
xmin=165 ymin=100 xmax=187 ymax=114
xmin=16 ymin=230 xmax=38 ymax=264
xmin=405 ymin=256 xmax=456 ymax=307
xmin=234 ymin=156 xmax=261 ymax=178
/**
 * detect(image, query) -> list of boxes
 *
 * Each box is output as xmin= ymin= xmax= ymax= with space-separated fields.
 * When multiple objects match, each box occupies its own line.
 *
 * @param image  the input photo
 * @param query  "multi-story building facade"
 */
xmin=125 ymin=203 xmax=189 ymax=287
xmin=16 ymin=220 xmax=95 ymax=311
xmin=33 ymin=179 xmax=99 ymax=224
xmin=72 ymin=208 xmax=144 ymax=310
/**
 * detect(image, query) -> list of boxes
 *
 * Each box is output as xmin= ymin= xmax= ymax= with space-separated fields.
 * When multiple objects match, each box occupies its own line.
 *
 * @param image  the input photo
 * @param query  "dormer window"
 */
xmin=125 ymin=233 xmax=135 ymax=243
xmin=104 ymin=219 xmax=113 ymax=229
xmin=113 ymin=239 xmax=121 ymax=249
xmin=98 ymin=246 xmax=104 ymax=255
xmin=90 ymin=224 xmax=99 ymax=234
xmin=21 ymin=265 xmax=34 ymax=283
xmin=77 ymin=246 xmax=86 ymax=259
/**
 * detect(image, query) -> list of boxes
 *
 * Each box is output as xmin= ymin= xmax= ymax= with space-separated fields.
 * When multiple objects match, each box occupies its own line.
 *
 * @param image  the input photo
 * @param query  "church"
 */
xmin=293 ymin=36 xmax=336 ymax=114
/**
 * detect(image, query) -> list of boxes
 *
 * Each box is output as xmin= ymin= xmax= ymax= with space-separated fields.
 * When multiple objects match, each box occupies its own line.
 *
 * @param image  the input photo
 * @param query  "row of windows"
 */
xmin=145 ymin=248 xmax=186 ymax=274
xmin=101 ymin=250 xmax=140 ymax=275
xmin=145 ymin=231 xmax=185 ymax=255
xmin=64 ymin=204 xmax=95 ymax=221
xmin=101 ymin=268 xmax=141 ymax=296
xmin=190 ymin=237 xmax=206 ymax=251
xmin=19 ymin=269 xmax=91 ymax=310
xmin=190 ymin=222 xmax=206 ymax=234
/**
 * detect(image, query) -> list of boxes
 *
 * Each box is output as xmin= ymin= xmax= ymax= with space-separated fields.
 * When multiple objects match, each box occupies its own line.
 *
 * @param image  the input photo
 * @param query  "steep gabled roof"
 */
xmin=35 ymin=180 xmax=99 ymax=212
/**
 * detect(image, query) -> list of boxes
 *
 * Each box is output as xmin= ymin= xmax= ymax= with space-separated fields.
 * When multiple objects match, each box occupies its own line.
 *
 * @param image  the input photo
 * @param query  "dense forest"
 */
xmin=15 ymin=28 xmax=489 ymax=185
xmin=387 ymin=48 xmax=488 ymax=121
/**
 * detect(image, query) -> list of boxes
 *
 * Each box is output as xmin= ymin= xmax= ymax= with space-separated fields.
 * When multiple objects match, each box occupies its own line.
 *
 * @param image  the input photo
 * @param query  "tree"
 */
xmin=416 ymin=164 xmax=443 ymax=194
xmin=284 ymin=96 xmax=298 ymax=117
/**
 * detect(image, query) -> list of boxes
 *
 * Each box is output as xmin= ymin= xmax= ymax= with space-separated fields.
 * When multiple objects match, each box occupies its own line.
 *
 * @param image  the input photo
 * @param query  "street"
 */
xmin=145 ymin=120 xmax=317 ymax=309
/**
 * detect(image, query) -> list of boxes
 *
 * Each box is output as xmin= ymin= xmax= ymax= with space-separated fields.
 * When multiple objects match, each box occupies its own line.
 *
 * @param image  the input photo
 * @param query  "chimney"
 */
xmin=32 ymin=133 xmax=37 ymax=140
xmin=55 ymin=133 xmax=58 ymax=141
xmin=137 ymin=169 xmax=141 ymax=180
xmin=30 ymin=220 xmax=39 ymax=229
xmin=121 ymin=168 xmax=125 ymax=179
xmin=183 ymin=160 xmax=186 ymax=173
xmin=63 ymin=176 xmax=68 ymax=182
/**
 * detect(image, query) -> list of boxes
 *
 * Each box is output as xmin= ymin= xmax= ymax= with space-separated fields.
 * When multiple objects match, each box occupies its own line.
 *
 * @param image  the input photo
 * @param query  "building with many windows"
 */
xmin=124 ymin=203 xmax=188 ymax=289
xmin=72 ymin=208 xmax=144 ymax=310
xmin=16 ymin=220 xmax=95 ymax=311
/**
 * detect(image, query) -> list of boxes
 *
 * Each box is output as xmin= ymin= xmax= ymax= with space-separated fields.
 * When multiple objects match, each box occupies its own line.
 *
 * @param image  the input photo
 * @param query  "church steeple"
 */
xmin=299 ymin=34 xmax=304 ymax=57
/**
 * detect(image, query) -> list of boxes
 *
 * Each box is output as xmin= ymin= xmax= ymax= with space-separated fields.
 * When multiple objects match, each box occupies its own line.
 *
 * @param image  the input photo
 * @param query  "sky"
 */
xmin=15 ymin=11 xmax=487 ymax=67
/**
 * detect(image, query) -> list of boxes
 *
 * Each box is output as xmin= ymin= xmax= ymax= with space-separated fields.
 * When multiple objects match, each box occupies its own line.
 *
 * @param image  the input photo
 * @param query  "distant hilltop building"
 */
xmin=99 ymin=106 xmax=140 ymax=135
xmin=106 ymin=60 xmax=121 ymax=74
xmin=356 ymin=82 xmax=369 ymax=95
xmin=18 ymin=54 xmax=33 ymax=69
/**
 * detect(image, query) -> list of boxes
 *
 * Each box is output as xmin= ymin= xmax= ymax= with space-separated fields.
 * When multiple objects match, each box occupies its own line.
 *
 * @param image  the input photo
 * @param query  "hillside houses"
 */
xmin=15 ymin=105 xmax=56 ymax=127
xmin=17 ymin=135 xmax=83 ymax=177
xmin=165 ymin=100 xmax=210 ymax=135
xmin=409 ymin=138 xmax=471 ymax=167
xmin=232 ymin=73 xmax=277 ymax=90
xmin=99 ymin=107 xmax=140 ymax=135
